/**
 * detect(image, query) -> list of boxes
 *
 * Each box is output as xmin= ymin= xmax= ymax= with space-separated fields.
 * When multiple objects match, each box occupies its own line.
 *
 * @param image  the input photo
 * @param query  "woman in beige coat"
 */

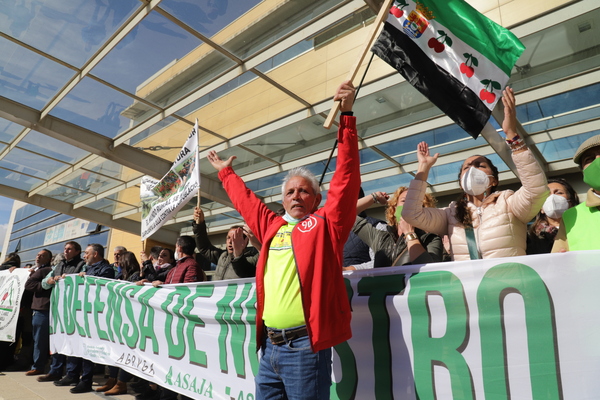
xmin=402 ymin=88 xmax=548 ymax=261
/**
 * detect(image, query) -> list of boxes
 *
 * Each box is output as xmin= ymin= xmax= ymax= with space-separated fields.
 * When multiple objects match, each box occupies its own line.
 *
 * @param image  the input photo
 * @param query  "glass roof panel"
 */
xmin=355 ymin=83 xmax=443 ymax=139
xmin=37 ymin=184 xmax=93 ymax=204
xmin=254 ymin=40 xmax=313 ymax=74
xmin=0 ymin=167 xmax=45 ymax=191
xmin=199 ymin=146 xmax=275 ymax=179
xmin=112 ymin=186 xmax=141 ymax=211
xmin=0 ymin=148 xmax=69 ymax=180
xmin=241 ymin=115 xmax=338 ymax=164
xmin=0 ymin=36 xmax=74 ymax=110
xmin=518 ymin=83 xmax=600 ymax=133
xmin=84 ymin=196 xmax=137 ymax=215
xmin=91 ymin=11 xmax=203 ymax=94
xmin=376 ymin=126 xmax=488 ymax=165
xmin=18 ymin=130 xmax=88 ymax=164
xmin=511 ymin=8 xmax=600 ymax=93
xmin=128 ymin=116 xmax=179 ymax=147
xmin=0 ymin=118 xmax=24 ymax=143
xmin=85 ymin=158 xmax=142 ymax=182
xmin=538 ymin=130 xmax=599 ymax=163
xmin=158 ymin=0 xmax=261 ymax=39
xmin=197 ymin=198 xmax=228 ymax=211
xmin=49 ymin=76 xmax=142 ymax=138
xmin=56 ymin=170 xmax=122 ymax=195
xmin=204 ymin=212 xmax=244 ymax=230
xmin=358 ymin=148 xmax=396 ymax=175
xmin=176 ymin=71 xmax=257 ymax=118
xmin=208 ymin=0 xmax=341 ymax=59
xmin=361 ymin=174 xmax=414 ymax=195
xmin=0 ymin=0 xmax=140 ymax=67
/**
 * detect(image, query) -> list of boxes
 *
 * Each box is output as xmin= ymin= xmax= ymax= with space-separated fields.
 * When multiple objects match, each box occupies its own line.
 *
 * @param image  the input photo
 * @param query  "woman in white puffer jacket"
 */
xmin=401 ymin=88 xmax=548 ymax=261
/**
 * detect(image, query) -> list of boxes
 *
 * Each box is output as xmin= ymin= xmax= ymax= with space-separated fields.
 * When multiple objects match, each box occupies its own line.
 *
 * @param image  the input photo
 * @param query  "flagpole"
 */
xmin=323 ymin=0 xmax=394 ymax=129
xmin=318 ymin=53 xmax=375 ymax=187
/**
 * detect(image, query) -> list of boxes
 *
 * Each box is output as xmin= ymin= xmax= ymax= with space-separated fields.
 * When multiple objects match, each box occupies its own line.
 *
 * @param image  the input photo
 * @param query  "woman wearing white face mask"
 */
xmin=401 ymin=88 xmax=549 ymax=260
xmin=527 ymin=178 xmax=579 ymax=254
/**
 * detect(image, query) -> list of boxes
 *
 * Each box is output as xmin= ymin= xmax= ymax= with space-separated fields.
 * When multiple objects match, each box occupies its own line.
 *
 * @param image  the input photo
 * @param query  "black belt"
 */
xmin=266 ymin=326 xmax=308 ymax=345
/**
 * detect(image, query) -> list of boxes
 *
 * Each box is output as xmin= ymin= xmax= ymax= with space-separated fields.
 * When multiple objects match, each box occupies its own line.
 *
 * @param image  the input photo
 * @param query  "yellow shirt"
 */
xmin=262 ymin=223 xmax=305 ymax=329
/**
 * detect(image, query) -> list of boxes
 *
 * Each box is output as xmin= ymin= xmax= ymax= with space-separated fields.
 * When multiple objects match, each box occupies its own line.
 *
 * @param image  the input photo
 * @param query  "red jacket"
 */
xmin=165 ymin=256 xmax=203 ymax=283
xmin=218 ymin=115 xmax=360 ymax=352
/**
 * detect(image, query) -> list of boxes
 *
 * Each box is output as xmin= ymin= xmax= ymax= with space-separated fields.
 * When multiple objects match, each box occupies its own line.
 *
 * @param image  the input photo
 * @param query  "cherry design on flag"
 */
xmin=427 ymin=30 xmax=453 ymax=53
xmin=390 ymin=0 xmax=409 ymax=18
xmin=460 ymin=53 xmax=478 ymax=78
xmin=479 ymin=79 xmax=501 ymax=103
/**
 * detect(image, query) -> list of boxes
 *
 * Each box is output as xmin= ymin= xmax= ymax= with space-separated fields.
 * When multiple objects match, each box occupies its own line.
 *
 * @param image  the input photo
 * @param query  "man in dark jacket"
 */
xmin=24 ymin=249 xmax=53 ymax=376
xmin=56 ymin=243 xmax=114 ymax=394
xmin=193 ymin=207 xmax=258 ymax=280
xmin=37 ymin=241 xmax=85 ymax=383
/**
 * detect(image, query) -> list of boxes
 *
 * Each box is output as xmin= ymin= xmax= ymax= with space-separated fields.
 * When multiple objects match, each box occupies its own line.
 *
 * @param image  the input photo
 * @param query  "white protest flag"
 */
xmin=140 ymin=120 xmax=200 ymax=240
xmin=0 ymin=268 xmax=30 ymax=342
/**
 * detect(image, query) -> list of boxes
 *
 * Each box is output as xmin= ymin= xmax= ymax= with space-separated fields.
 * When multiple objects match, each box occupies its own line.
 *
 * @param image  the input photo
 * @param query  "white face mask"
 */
xmin=542 ymin=194 xmax=569 ymax=219
xmin=461 ymin=167 xmax=491 ymax=196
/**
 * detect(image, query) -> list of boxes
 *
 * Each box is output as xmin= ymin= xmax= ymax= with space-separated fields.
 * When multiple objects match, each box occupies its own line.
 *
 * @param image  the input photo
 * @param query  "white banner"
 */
xmin=0 ymin=268 xmax=31 ymax=342
xmin=141 ymin=120 xmax=200 ymax=240
xmin=50 ymin=251 xmax=600 ymax=399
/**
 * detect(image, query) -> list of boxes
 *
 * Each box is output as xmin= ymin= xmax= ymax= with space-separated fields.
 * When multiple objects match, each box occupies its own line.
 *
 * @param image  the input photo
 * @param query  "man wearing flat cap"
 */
xmin=552 ymin=134 xmax=600 ymax=252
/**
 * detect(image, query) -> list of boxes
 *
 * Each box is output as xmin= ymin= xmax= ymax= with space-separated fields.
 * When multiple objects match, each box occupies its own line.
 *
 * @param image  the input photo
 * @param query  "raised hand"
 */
xmin=231 ymin=227 xmax=249 ymax=258
xmin=207 ymin=150 xmax=236 ymax=172
xmin=417 ymin=141 xmax=439 ymax=170
xmin=194 ymin=206 xmax=205 ymax=224
xmin=333 ymin=80 xmax=356 ymax=113
xmin=501 ymin=87 xmax=517 ymax=139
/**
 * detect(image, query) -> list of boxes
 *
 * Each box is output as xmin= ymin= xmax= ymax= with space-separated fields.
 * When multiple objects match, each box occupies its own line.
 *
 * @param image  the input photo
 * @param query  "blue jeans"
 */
xmin=108 ymin=365 xmax=133 ymax=382
xmin=66 ymin=357 xmax=94 ymax=383
xmin=255 ymin=328 xmax=332 ymax=400
xmin=48 ymin=353 xmax=66 ymax=376
xmin=31 ymin=310 xmax=50 ymax=371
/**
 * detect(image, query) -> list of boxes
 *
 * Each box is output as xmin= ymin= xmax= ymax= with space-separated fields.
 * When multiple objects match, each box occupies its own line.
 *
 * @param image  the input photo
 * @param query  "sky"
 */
xmin=0 ymin=196 xmax=14 ymax=255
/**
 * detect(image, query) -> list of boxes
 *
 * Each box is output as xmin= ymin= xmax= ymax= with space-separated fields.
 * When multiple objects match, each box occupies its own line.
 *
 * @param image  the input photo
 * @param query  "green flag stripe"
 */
xmin=412 ymin=0 xmax=524 ymax=76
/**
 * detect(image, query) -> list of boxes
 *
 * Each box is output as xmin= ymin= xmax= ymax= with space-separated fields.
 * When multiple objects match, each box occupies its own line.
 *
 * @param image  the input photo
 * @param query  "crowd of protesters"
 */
xmin=1 ymin=81 xmax=599 ymax=400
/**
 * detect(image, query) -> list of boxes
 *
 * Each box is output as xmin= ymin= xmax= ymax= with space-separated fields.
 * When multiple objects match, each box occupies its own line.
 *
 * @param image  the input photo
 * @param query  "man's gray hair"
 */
xmin=114 ymin=246 xmax=127 ymax=252
xmin=281 ymin=167 xmax=320 ymax=200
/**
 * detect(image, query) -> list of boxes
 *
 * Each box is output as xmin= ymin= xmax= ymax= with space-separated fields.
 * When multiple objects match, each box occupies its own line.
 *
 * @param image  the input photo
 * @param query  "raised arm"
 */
xmin=193 ymin=207 xmax=225 ymax=264
xmin=212 ymin=152 xmax=278 ymax=244
xmin=322 ymin=81 xmax=361 ymax=243
xmin=356 ymin=191 xmax=388 ymax=214
xmin=502 ymin=87 xmax=548 ymax=222
xmin=402 ymin=142 xmax=449 ymax=236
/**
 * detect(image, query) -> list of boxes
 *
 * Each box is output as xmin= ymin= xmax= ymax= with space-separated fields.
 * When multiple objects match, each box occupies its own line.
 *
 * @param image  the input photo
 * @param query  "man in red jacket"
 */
xmin=152 ymin=236 xmax=205 ymax=285
xmin=206 ymin=81 xmax=360 ymax=400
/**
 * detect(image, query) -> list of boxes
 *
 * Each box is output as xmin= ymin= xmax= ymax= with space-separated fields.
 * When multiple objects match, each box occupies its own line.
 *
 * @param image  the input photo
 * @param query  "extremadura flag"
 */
xmin=372 ymin=0 xmax=525 ymax=138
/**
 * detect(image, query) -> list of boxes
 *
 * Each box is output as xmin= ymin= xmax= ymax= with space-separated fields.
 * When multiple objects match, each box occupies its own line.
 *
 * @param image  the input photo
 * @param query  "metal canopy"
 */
xmin=0 ymin=0 xmax=599 ymax=242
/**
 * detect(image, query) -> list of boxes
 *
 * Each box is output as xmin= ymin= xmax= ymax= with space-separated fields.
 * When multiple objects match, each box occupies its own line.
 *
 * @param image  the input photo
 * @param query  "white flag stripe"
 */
xmin=387 ymin=7 xmax=510 ymax=111
xmin=140 ymin=120 xmax=200 ymax=240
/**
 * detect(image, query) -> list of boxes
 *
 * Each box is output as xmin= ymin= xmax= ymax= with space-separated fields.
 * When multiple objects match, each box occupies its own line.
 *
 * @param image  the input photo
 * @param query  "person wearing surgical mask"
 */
xmin=401 ymin=87 xmax=548 ymax=260
xmin=553 ymin=134 xmax=600 ymax=252
xmin=527 ymin=178 xmax=580 ymax=254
